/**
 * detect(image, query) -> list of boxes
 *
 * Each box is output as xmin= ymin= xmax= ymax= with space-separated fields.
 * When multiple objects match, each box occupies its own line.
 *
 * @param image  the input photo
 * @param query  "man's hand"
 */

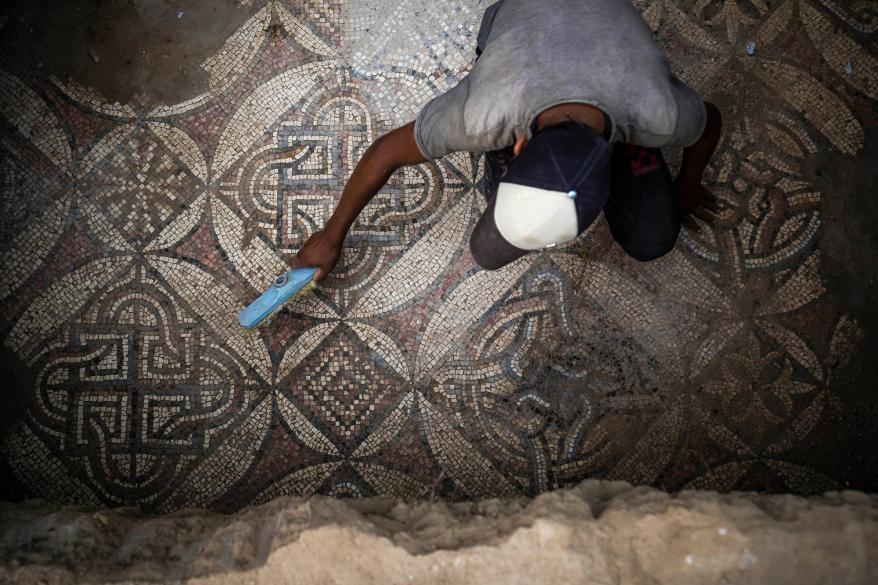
xmin=292 ymin=229 xmax=344 ymax=282
xmin=675 ymin=178 xmax=721 ymax=230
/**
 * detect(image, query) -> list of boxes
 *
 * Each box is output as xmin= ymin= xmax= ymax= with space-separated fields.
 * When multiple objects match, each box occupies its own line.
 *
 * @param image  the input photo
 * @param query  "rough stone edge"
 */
xmin=1 ymin=480 xmax=877 ymax=585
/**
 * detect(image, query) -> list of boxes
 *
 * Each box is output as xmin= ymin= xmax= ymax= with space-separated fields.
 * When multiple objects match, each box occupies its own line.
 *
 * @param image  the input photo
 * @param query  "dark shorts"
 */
xmin=476 ymin=2 xmax=680 ymax=263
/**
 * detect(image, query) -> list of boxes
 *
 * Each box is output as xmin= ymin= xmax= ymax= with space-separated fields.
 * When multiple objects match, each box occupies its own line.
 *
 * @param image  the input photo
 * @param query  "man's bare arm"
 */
xmin=323 ymin=122 xmax=427 ymax=241
xmin=292 ymin=122 xmax=427 ymax=280
xmin=674 ymin=101 xmax=722 ymax=216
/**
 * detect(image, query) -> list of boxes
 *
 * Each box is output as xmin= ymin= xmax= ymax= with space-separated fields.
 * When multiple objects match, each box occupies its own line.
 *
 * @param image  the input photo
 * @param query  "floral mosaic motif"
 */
xmin=0 ymin=0 xmax=874 ymax=508
xmin=703 ymin=332 xmax=816 ymax=441
xmin=691 ymin=0 xmax=770 ymax=43
xmin=80 ymin=128 xmax=206 ymax=249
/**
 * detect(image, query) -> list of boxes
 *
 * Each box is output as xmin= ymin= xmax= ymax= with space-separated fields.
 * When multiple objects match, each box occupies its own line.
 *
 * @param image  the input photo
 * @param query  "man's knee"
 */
xmin=621 ymin=238 xmax=676 ymax=262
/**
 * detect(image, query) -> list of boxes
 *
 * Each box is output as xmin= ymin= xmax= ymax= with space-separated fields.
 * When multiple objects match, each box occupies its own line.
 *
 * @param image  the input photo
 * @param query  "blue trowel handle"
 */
xmin=238 ymin=267 xmax=318 ymax=329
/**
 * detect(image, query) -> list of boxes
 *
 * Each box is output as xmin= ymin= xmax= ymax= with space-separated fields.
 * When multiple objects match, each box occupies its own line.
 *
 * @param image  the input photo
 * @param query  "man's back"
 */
xmin=415 ymin=0 xmax=706 ymax=159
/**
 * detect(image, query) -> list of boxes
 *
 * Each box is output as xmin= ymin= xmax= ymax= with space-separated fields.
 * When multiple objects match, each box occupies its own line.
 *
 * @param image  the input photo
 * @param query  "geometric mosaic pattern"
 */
xmin=1 ymin=0 xmax=875 ymax=510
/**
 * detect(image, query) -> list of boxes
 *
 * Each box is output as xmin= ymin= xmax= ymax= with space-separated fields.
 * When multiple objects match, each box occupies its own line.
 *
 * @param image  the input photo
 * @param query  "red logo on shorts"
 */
xmin=625 ymin=144 xmax=661 ymax=176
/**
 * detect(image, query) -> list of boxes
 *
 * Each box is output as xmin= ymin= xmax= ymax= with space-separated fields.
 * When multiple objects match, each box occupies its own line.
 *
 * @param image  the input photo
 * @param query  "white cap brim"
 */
xmin=493 ymin=183 xmax=579 ymax=251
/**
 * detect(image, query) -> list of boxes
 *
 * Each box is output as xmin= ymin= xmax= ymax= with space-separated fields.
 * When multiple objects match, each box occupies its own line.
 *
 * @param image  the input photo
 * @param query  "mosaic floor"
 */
xmin=1 ymin=0 xmax=877 ymax=511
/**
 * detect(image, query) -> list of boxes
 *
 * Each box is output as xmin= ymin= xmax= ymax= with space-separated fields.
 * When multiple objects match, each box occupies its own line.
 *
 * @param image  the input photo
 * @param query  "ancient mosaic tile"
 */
xmin=0 ymin=0 xmax=874 ymax=508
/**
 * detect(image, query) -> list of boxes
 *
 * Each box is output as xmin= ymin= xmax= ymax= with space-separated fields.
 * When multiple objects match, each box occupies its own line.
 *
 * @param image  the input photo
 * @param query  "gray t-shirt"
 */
xmin=414 ymin=0 xmax=707 ymax=160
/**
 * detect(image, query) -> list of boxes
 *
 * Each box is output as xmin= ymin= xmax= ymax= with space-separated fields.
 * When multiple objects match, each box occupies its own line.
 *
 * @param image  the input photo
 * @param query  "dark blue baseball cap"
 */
xmin=469 ymin=120 xmax=612 ymax=270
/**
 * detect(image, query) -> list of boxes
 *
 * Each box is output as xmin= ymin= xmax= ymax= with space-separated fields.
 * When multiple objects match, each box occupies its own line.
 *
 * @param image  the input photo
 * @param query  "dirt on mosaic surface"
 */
xmin=0 ymin=0 xmax=256 ymax=105
xmin=0 ymin=0 xmax=877 ymax=511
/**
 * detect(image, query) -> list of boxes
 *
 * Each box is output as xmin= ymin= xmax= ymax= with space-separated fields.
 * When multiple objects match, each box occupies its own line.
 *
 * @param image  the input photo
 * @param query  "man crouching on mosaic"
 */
xmin=292 ymin=0 xmax=722 ymax=280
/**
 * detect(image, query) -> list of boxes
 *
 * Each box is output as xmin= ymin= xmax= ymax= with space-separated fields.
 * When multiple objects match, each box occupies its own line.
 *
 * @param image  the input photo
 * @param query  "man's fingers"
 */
xmin=681 ymin=214 xmax=701 ymax=232
xmin=700 ymin=195 xmax=720 ymax=211
xmin=692 ymin=205 xmax=716 ymax=223
xmin=691 ymin=211 xmax=712 ymax=225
